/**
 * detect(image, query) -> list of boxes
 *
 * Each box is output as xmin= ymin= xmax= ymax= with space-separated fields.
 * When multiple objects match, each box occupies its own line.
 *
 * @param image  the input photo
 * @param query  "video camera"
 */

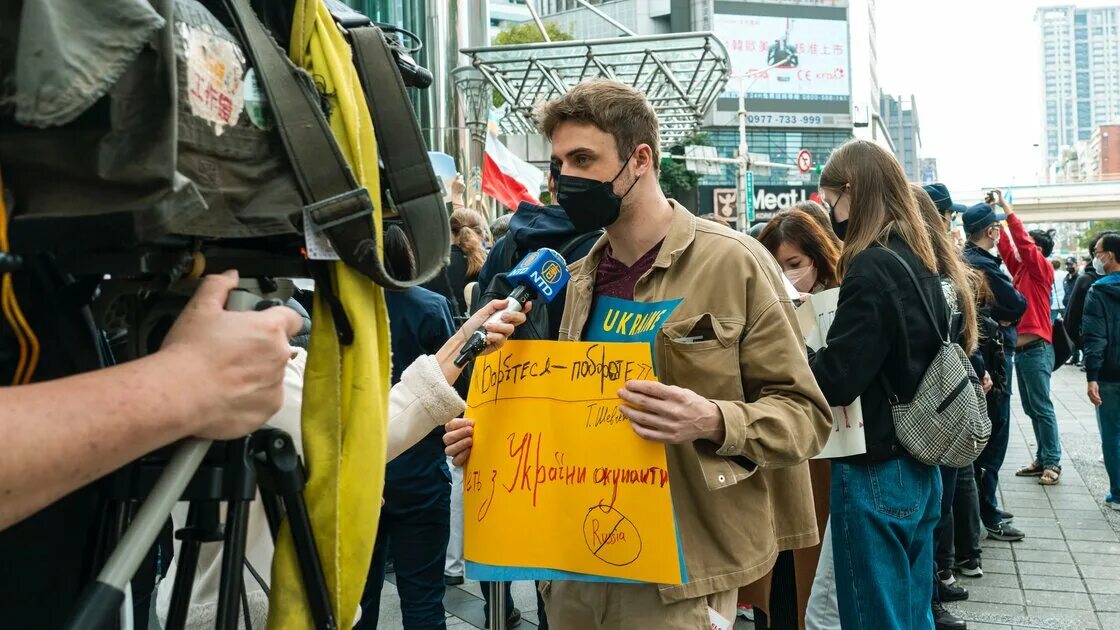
xmin=0 ymin=0 xmax=449 ymax=351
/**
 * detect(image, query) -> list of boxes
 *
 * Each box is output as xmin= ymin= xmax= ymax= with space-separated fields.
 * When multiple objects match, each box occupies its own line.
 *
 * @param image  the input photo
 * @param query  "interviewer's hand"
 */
xmin=443 ymin=418 xmax=474 ymax=467
xmin=160 ymin=271 xmax=302 ymax=440
xmin=435 ymin=299 xmax=531 ymax=383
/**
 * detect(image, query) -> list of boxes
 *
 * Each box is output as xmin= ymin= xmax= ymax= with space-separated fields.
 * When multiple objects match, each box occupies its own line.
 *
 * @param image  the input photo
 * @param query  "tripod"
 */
xmin=67 ymin=429 xmax=337 ymax=630
xmin=67 ymin=280 xmax=336 ymax=629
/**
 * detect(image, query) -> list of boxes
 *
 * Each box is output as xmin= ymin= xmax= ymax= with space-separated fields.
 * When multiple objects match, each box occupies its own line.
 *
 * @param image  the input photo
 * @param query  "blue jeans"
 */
xmin=1016 ymin=342 xmax=1063 ymax=468
xmin=358 ymin=486 xmax=451 ymax=630
xmin=832 ymin=457 xmax=941 ymax=629
xmin=1098 ymin=382 xmax=1120 ymax=498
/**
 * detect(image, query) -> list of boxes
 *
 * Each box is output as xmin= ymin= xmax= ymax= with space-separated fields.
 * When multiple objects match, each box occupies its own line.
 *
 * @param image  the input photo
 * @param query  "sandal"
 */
xmin=1039 ymin=466 xmax=1061 ymax=485
xmin=1016 ymin=461 xmax=1044 ymax=477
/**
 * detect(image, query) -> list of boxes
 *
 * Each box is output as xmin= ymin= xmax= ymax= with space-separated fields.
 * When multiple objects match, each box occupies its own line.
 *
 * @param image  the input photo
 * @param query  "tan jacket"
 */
xmin=559 ymin=201 xmax=832 ymax=603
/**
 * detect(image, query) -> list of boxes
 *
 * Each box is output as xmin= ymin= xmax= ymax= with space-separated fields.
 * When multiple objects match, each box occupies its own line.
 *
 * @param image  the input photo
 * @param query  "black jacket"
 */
xmin=477 ymin=202 xmax=600 ymax=341
xmin=809 ymin=236 xmax=951 ymax=463
xmin=422 ymin=244 xmax=473 ymax=319
xmin=384 ymin=287 xmax=457 ymax=504
xmin=1063 ymin=270 xmax=1079 ymax=308
xmin=1083 ymin=273 xmax=1120 ymax=383
xmin=1065 ymin=267 xmax=1102 ymax=346
xmin=963 ymin=243 xmax=1027 ymax=331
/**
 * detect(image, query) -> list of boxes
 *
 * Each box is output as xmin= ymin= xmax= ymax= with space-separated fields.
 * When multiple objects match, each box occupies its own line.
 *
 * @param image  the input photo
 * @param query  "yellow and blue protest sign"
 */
xmin=463 ymin=341 xmax=686 ymax=584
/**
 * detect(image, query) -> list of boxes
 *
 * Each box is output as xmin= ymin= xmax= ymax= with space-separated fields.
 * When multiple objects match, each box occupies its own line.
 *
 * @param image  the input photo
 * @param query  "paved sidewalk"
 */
xmin=377 ymin=364 xmax=1120 ymax=629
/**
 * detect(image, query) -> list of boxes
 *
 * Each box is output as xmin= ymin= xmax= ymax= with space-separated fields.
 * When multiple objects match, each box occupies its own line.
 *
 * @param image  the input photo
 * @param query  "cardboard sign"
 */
xmin=795 ymin=288 xmax=867 ymax=459
xmin=463 ymin=341 xmax=685 ymax=584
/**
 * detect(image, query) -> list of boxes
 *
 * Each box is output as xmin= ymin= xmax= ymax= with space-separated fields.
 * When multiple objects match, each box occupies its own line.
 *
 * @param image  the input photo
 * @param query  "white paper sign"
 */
xmin=708 ymin=607 xmax=732 ymax=630
xmin=796 ymin=288 xmax=868 ymax=459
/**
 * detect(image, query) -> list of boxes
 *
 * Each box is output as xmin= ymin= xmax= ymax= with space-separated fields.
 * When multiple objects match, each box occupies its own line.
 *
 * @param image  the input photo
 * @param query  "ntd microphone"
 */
xmin=453 ymin=248 xmax=570 ymax=367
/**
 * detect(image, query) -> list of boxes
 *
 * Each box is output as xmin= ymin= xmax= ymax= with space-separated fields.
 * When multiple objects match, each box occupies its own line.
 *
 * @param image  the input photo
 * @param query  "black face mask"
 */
xmin=556 ymin=151 xmax=639 ymax=233
xmin=824 ymin=190 xmax=848 ymax=241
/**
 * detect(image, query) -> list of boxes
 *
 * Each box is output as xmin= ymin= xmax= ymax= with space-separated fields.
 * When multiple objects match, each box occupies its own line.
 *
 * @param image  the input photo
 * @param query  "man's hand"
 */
xmin=160 ymin=271 xmax=302 ymax=440
xmin=995 ymin=189 xmax=1012 ymax=214
xmin=982 ymin=372 xmax=993 ymax=394
xmin=443 ymin=418 xmax=474 ymax=467
xmin=617 ymin=381 xmax=725 ymax=445
xmin=1089 ymin=381 xmax=1102 ymax=406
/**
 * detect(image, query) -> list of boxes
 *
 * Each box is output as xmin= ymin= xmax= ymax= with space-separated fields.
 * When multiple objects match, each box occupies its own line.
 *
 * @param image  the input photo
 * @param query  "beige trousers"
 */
xmin=541 ymin=580 xmax=737 ymax=629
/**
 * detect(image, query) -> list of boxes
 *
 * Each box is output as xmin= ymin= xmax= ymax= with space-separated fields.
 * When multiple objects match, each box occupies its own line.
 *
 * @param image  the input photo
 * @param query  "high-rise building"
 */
xmin=880 ymin=92 xmax=922 ymax=181
xmin=536 ymin=0 xmax=870 ymax=222
xmin=1036 ymin=5 xmax=1120 ymax=171
xmin=920 ymin=158 xmax=939 ymax=184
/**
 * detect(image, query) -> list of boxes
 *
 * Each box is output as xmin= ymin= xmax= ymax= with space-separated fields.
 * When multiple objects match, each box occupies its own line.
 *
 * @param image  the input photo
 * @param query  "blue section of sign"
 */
xmin=465 ymin=504 xmax=689 ymax=584
xmin=584 ymin=296 xmax=683 ymax=371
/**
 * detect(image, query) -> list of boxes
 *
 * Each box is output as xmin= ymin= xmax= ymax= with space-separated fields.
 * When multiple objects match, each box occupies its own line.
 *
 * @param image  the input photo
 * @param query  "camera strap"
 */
xmin=223 ymin=0 xmax=444 ymax=290
xmin=349 ymin=25 xmax=451 ymax=287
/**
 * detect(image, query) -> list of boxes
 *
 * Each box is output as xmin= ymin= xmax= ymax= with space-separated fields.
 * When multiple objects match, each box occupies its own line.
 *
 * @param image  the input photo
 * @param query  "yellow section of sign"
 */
xmin=464 ymin=340 xmax=683 ymax=584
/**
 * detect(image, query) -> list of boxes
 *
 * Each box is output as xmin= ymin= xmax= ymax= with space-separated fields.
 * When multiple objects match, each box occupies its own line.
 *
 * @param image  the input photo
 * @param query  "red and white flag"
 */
xmin=482 ymin=131 xmax=543 ymax=211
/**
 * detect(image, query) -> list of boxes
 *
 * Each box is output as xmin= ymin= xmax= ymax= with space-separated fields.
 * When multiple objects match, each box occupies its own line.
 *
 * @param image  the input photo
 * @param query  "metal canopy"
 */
xmin=461 ymin=32 xmax=730 ymax=147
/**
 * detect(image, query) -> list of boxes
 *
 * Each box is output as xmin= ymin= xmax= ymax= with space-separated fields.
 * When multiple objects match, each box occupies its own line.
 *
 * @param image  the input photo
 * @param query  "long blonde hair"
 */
xmin=450 ymin=208 xmax=487 ymax=279
xmin=911 ymin=184 xmax=979 ymax=353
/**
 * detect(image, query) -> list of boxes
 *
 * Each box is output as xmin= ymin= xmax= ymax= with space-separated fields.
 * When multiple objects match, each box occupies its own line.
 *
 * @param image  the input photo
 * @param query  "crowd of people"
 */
xmin=2 ymin=78 xmax=1118 ymax=630
xmin=365 ymin=81 xmax=1120 ymax=630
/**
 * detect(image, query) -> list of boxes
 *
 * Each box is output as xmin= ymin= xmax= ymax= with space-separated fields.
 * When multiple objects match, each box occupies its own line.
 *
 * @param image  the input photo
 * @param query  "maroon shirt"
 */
xmin=594 ymin=241 xmax=663 ymax=300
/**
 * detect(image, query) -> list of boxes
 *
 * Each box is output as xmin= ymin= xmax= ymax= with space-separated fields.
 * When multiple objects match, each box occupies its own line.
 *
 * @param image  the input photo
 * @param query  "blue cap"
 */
xmin=950 ymin=203 xmax=968 ymax=216
xmin=922 ymin=183 xmax=957 ymax=213
xmin=962 ymin=203 xmax=1006 ymax=235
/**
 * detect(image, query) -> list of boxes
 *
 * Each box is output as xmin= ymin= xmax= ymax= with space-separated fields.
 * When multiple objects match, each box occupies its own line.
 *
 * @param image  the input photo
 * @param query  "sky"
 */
xmin=875 ymin=0 xmax=1118 ymax=200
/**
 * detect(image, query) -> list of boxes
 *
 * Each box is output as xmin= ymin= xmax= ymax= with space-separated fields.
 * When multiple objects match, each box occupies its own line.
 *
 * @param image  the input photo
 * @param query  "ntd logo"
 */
xmin=541 ymin=261 xmax=562 ymax=284
xmin=508 ymin=248 xmax=569 ymax=303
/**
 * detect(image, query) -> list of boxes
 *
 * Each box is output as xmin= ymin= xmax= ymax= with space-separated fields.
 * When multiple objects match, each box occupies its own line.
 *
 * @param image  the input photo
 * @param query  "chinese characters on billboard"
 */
xmin=713 ymin=2 xmax=851 ymax=129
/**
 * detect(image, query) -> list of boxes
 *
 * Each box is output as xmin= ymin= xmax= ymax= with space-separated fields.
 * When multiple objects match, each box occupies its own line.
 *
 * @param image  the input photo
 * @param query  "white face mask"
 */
xmin=783 ymin=265 xmax=818 ymax=293
xmin=1094 ymin=256 xmax=1108 ymax=276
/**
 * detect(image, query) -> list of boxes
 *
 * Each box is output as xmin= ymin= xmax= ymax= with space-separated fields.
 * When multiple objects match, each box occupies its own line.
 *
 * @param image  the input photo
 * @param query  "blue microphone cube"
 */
xmin=505 ymin=247 xmax=570 ymax=303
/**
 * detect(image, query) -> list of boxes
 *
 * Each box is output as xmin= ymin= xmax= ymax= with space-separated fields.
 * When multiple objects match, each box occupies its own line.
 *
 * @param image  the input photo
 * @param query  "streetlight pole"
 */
xmin=735 ymin=61 xmax=788 ymax=231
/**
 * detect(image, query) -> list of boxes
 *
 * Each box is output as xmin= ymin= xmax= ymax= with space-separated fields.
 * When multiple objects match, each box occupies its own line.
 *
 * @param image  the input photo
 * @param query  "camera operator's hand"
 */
xmin=160 ymin=271 xmax=302 ymax=440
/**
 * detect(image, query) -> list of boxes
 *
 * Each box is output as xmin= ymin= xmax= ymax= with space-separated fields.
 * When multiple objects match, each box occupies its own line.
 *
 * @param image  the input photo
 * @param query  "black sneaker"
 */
xmin=996 ymin=509 xmax=1014 ymax=522
xmin=933 ymin=601 xmax=968 ymax=630
xmin=937 ymin=567 xmax=957 ymax=586
xmin=939 ymin=578 xmax=969 ymax=602
xmin=986 ymin=521 xmax=1025 ymax=542
xmin=954 ymin=558 xmax=984 ymax=578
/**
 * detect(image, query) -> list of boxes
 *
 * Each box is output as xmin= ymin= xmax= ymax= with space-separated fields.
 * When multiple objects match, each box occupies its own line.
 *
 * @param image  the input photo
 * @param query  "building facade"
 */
xmin=536 ymin=0 xmax=867 ymax=223
xmin=1037 ymin=5 xmax=1120 ymax=172
xmin=880 ymin=92 xmax=921 ymax=181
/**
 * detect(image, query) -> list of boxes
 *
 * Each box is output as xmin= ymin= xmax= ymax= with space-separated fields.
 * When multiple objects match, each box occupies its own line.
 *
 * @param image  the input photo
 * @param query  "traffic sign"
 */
xmin=797 ymin=149 xmax=813 ymax=173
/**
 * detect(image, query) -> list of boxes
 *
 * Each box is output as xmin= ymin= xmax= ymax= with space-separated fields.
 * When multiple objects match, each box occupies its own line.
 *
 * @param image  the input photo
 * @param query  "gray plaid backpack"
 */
xmin=879 ymin=248 xmax=991 ymax=468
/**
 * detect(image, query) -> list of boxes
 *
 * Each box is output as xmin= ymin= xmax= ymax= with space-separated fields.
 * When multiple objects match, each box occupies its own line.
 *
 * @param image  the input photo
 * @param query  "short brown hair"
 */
xmin=757 ymin=209 xmax=842 ymax=290
xmin=534 ymin=80 xmax=661 ymax=166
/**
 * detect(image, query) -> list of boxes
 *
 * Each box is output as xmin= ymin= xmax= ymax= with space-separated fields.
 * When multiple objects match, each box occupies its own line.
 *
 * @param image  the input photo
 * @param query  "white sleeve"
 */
xmin=386 ymin=354 xmax=467 ymax=461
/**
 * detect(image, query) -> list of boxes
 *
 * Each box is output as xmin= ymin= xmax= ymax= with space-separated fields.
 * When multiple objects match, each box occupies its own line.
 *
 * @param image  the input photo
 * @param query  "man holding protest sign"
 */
xmin=537 ymin=80 xmax=832 ymax=627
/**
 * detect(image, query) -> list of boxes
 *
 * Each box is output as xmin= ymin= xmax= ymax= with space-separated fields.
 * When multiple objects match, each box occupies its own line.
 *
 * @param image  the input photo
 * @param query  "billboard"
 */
xmin=713 ymin=1 xmax=851 ymax=129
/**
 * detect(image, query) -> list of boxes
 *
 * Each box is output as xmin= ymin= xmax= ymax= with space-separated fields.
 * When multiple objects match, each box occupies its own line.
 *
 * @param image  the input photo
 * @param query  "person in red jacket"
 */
xmin=993 ymin=191 xmax=1064 ymax=485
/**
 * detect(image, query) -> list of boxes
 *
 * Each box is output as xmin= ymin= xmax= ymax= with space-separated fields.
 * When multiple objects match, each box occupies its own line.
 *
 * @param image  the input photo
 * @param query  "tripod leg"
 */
xmin=283 ymin=492 xmax=338 ymax=630
xmin=65 ymin=438 xmax=212 ymax=630
xmin=216 ymin=498 xmax=251 ymax=630
xmin=166 ymin=501 xmax=222 ymax=630
xmin=253 ymin=429 xmax=337 ymax=630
